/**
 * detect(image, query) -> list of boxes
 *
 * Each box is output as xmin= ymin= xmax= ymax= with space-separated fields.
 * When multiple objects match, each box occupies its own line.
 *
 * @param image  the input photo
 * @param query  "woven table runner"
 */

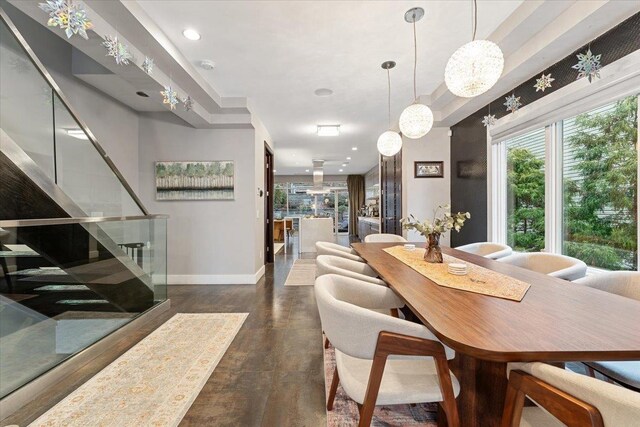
xmin=383 ymin=246 xmax=530 ymax=302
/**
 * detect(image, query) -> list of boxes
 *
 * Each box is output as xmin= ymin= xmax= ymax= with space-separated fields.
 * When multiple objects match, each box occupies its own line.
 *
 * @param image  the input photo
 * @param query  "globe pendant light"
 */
xmin=377 ymin=61 xmax=402 ymax=157
xmin=445 ymin=0 xmax=504 ymax=98
xmin=399 ymin=7 xmax=434 ymax=139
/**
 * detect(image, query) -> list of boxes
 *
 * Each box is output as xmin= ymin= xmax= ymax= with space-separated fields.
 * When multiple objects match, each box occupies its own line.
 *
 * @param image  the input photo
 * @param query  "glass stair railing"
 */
xmin=0 ymin=216 xmax=167 ymax=399
xmin=0 ymin=11 xmax=146 ymax=218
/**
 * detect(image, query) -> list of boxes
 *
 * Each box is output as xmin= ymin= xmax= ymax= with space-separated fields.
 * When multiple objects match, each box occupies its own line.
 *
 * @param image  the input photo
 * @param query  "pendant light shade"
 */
xmin=377 ymin=130 xmax=403 ymax=157
xmin=399 ymin=103 xmax=433 ymax=139
xmin=377 ymin=60 xmax=402 ymax=157
xmin=445 ymin=40 xmax=503 ymax=98
xmin=399 ymin=7 xmax=433 ymax=140
xmin=444 ymin=0 xmax=504 ymax=98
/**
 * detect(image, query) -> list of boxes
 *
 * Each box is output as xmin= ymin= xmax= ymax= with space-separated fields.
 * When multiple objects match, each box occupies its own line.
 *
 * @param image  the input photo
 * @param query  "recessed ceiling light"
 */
xmin=339 ymin=169 xmax=344 ymax=172
xmin=136 ymin=91 xmax=149 ymax=97
xmin=317 ymin=125 xmax=340 ymax=137
xmin=200 ymin=60 xmax=215 ymax=70
xmin=66 ymin=129 xmax=89 ymax=140
xmin=346 ymin=157 xmax=351 ymax=160
xmin=342 ymin=163 xmax=347 ymax=167
xmin=305 ymin=169 xmax=310 ymax=172
xmin=352 ymin=147 xmax=358 ymax=151
xmin=314 ymin=88 xmax=333 ymax=97
xmin=182 ymin=28 xmax=201 ymax=41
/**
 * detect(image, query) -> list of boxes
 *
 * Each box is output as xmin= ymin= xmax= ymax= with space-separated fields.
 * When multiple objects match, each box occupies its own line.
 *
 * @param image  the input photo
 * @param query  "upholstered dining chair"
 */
xmin=574 ymin=271 xmax=640 ymax=391
xmin=502 ymin=362 xmax=640 ymax=426
xmin=455 ymin=242 xmax=512 ymax=260
xmin=498 ymin=252 xmax=587 ymax=281
xmin=364 ymin=233 xmax=408 ymax=243
xmin=316 ymin=241 xmax=364 ymax=262
xmin=316 ymin=255 xmax=386 ymax=286
xmin=315 ymin=274 xmax=460 ymax=427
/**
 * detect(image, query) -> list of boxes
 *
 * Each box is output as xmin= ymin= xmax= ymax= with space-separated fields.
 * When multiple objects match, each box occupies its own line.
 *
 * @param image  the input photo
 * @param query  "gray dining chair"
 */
xmin=316 ymin=274 xmax=460 ymax=426
xmin=574 ymin=271 xmax=640 ymax=391
xmin=498 ymin=252 xmax=587 ymax=281
xmin=364 ymin=233 xmax=407 ymax=243
xmin=316 ymin=241 xmax=364 ymax=262
xmin=455 ymin=242 xmax=512 ymax=260
xmin=504 ymin=362 xmax=640 ymax=426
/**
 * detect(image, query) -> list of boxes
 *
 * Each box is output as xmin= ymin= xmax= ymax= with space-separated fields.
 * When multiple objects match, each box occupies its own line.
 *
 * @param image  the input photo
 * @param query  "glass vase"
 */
xmin=424 ymin=232 xmax=443 ymax=263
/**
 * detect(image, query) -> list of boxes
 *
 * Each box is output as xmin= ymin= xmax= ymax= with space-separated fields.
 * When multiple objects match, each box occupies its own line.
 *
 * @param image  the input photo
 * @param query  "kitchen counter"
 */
xmin=357 ymin=217 xmax=380 ymax=240
xmin=358 ymin=216 xmax=380 ymax=224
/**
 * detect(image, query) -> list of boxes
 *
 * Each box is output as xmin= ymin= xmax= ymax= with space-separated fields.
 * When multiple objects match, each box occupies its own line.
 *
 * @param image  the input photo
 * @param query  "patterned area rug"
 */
xmin=284 ymin=259 xmax=317 ymax=286
xmin=28 ymin=313 xmax=247 ymax=427
xmin=323 ymin=341 xmax=439 ymax=426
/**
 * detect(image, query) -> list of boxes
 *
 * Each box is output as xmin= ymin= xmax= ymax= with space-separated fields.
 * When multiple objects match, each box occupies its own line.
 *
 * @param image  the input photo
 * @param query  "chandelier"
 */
xmin=398 ymin=7 xmax=434 ymax=139
xmin=377 ymin=61 xmax=403 ymax=157
xmin=444 ymin=0 xmax=504 ymax=98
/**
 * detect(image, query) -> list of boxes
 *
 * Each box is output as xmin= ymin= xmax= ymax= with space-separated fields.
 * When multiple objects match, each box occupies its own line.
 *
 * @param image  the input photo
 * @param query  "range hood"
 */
xmin=307 ymin=159 xmax=331 ymax=194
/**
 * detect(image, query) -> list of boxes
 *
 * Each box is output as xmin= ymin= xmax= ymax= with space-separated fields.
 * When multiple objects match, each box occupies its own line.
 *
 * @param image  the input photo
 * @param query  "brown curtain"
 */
xmin=347 ymin=175 xmax=365 ymax=236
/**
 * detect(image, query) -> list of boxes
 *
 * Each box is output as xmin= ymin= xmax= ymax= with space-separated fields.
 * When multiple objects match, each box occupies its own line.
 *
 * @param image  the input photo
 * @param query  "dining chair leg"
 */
xmin=500 ymin=376 xmax=526 ymax=427
xmin=390 ymin=308 xmax=399 ymax=318
xmin=585 ymin=364 xmax=596 ymax=378
xmin=327 ymin=368 xmax=340 ymax=411
xmin=358 ymin=353 xmax=387 ymax=427
xmin=324 ymin=336 xmax=330 ymax=349
xmin=433 ymin=356 xmax=460 ymax=427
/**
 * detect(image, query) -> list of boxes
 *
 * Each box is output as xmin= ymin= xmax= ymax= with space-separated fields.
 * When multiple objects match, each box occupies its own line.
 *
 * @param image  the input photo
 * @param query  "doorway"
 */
xmin=381 ymin=150 xmax=402 ymax=235
xmin=264 ymin=142 xmax=274 ymax=263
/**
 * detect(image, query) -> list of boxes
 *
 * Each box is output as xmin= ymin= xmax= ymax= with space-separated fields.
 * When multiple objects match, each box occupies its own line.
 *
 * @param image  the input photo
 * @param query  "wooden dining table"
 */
xmin=351 ymin=242 xmax=640 ymax=427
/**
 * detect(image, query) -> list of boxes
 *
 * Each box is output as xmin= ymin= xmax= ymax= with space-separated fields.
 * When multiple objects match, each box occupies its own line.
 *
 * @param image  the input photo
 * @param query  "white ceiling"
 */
xmin=137 ymin=0 xmax=526 ymax=175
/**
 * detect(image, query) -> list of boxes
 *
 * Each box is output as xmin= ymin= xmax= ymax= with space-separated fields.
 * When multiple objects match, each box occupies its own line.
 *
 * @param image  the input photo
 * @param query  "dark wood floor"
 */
xmin=1 ymin=243 xmax=327 ymax=427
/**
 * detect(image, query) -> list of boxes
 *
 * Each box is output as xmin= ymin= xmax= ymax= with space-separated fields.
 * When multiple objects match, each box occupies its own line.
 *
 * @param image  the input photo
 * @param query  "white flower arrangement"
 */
xmin=401 ymin=204 xmax=470 ymax=236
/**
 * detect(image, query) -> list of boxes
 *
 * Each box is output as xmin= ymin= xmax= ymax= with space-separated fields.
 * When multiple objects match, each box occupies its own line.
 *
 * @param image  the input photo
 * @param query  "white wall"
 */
xmin=139 ymin=113 xmax=264 ymax=284
xmin=401 ymin=127 xmax=452 ymax=246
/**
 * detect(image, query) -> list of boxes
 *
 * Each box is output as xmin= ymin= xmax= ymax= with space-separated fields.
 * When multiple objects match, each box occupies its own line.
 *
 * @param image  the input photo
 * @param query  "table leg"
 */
xmin=447 ymin=353 xmax=508 ymax=427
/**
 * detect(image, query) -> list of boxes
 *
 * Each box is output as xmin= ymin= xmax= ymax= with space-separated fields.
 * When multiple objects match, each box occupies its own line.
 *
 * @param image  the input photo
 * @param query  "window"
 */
xmin=562 ymin=98 xmax=638 ymax=270
xmin=492 ymin=94 xmax=639 ymax=271
xmin=505 ymin=128 xmax=546 ymax=252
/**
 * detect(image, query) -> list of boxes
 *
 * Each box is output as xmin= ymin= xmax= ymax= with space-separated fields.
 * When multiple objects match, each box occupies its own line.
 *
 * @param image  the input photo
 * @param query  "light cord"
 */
xmin=387 ymin=68 xmax=392 ymax=129
xmin=413 ymin=18 xmax=417 ymax=101
xmin=472 ymin=0 xmax=478 ymax=41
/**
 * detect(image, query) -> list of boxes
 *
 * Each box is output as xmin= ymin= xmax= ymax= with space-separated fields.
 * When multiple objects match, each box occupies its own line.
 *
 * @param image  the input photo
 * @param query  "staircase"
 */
xmin=0 ymin=8 xmax=167 ymax=401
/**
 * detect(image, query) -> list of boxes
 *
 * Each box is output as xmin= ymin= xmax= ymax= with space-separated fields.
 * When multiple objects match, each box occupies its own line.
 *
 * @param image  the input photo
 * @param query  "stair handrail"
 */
xmin=0 ymin=215 xmax=168 ymax=228
xmin=0 ymin=7 xmax=149 ymax=215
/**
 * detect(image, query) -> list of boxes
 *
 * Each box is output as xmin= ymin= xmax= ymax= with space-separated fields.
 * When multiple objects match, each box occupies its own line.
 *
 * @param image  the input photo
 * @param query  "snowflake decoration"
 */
xmin=572 ymin=49 xmax=602 ymax=83
xmin=102 ymin=35 xmax=132 ymax=65
xmin=142 ymin=56 xmax=154 ymax=75
xmin=534 ymin=73 xmax=554 ymax=92
xmin=504 ymin=94 xmax=522 ymax=114
xmin=482 ymin=114 xmax=496 ymax=127
xmin=182 ymin=95 xmax=194 ymax=112
xmin=39 ymin=0 xmax=93 ymax=40
xmin=161 ymin=85 xmax=179 ymax=110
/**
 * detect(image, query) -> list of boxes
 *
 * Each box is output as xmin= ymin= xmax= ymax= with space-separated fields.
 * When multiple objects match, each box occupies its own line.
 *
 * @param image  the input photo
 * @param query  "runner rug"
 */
xmin=284 ymin=258 xmax=317 ymax=286
xmin=323 ymin=340 xmax=438 ymax=426
xmin=28 ymin=313 xmax=247 ymax=427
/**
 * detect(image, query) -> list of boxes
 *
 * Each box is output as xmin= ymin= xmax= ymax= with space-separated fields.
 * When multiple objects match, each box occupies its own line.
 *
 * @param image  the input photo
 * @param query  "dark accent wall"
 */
xmin=451 ymin=12 xmax=640 ymax=247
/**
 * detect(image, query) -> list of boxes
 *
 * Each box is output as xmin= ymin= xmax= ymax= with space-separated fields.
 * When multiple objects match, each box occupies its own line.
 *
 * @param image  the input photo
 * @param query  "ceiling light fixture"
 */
xmin=377 ymin=61 xmax=403 ymax=157
xmin=305 ymin=169 xmax=310 ymax=172
xmin=346 ymin=157 xmax=351 ymax=160
xmin=352 ymin=147 xmax=358 ymax=151
xmin=182 ymin=28 xmax=201 ymax=41
xmin=314 ymin=88 xmax=333 ymax=97
xmin=339 ymin=169 xmax=343 ymax=172
xmin=444 ymin=0 xmax=504 ymax=98
xmin=66 ymin=129 xmax=89 ymax=140
xmin=399 ymin=7 xmax=434 ymax=140
xmin=317 ymin=125 xmax=340 ymax=136
xmin=200 ymin=60 xmax=215 ymax=70
xmin=342 ymin=163 xmax=347 ymax=167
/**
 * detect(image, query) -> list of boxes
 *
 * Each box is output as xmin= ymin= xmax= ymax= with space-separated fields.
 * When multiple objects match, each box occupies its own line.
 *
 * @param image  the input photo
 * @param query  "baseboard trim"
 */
xmin=168 ymin=265 xmax=266 ymax=285
xmin=0 ymin=299 xmax=171 ymax=421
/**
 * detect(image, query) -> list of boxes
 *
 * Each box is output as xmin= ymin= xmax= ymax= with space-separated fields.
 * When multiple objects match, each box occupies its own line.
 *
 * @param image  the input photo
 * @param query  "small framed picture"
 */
xmin=414 ymin=161 xmax=444 ymax=178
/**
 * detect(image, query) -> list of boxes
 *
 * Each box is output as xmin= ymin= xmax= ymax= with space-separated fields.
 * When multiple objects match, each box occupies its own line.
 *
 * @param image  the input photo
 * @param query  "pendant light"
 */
xmin=444 ymin=0 xmax=504 ymax=98
xmin=377 ymin=61 xmax=403 ymax=157
xmin=398 ymin=7 xmax=434 ymax=140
